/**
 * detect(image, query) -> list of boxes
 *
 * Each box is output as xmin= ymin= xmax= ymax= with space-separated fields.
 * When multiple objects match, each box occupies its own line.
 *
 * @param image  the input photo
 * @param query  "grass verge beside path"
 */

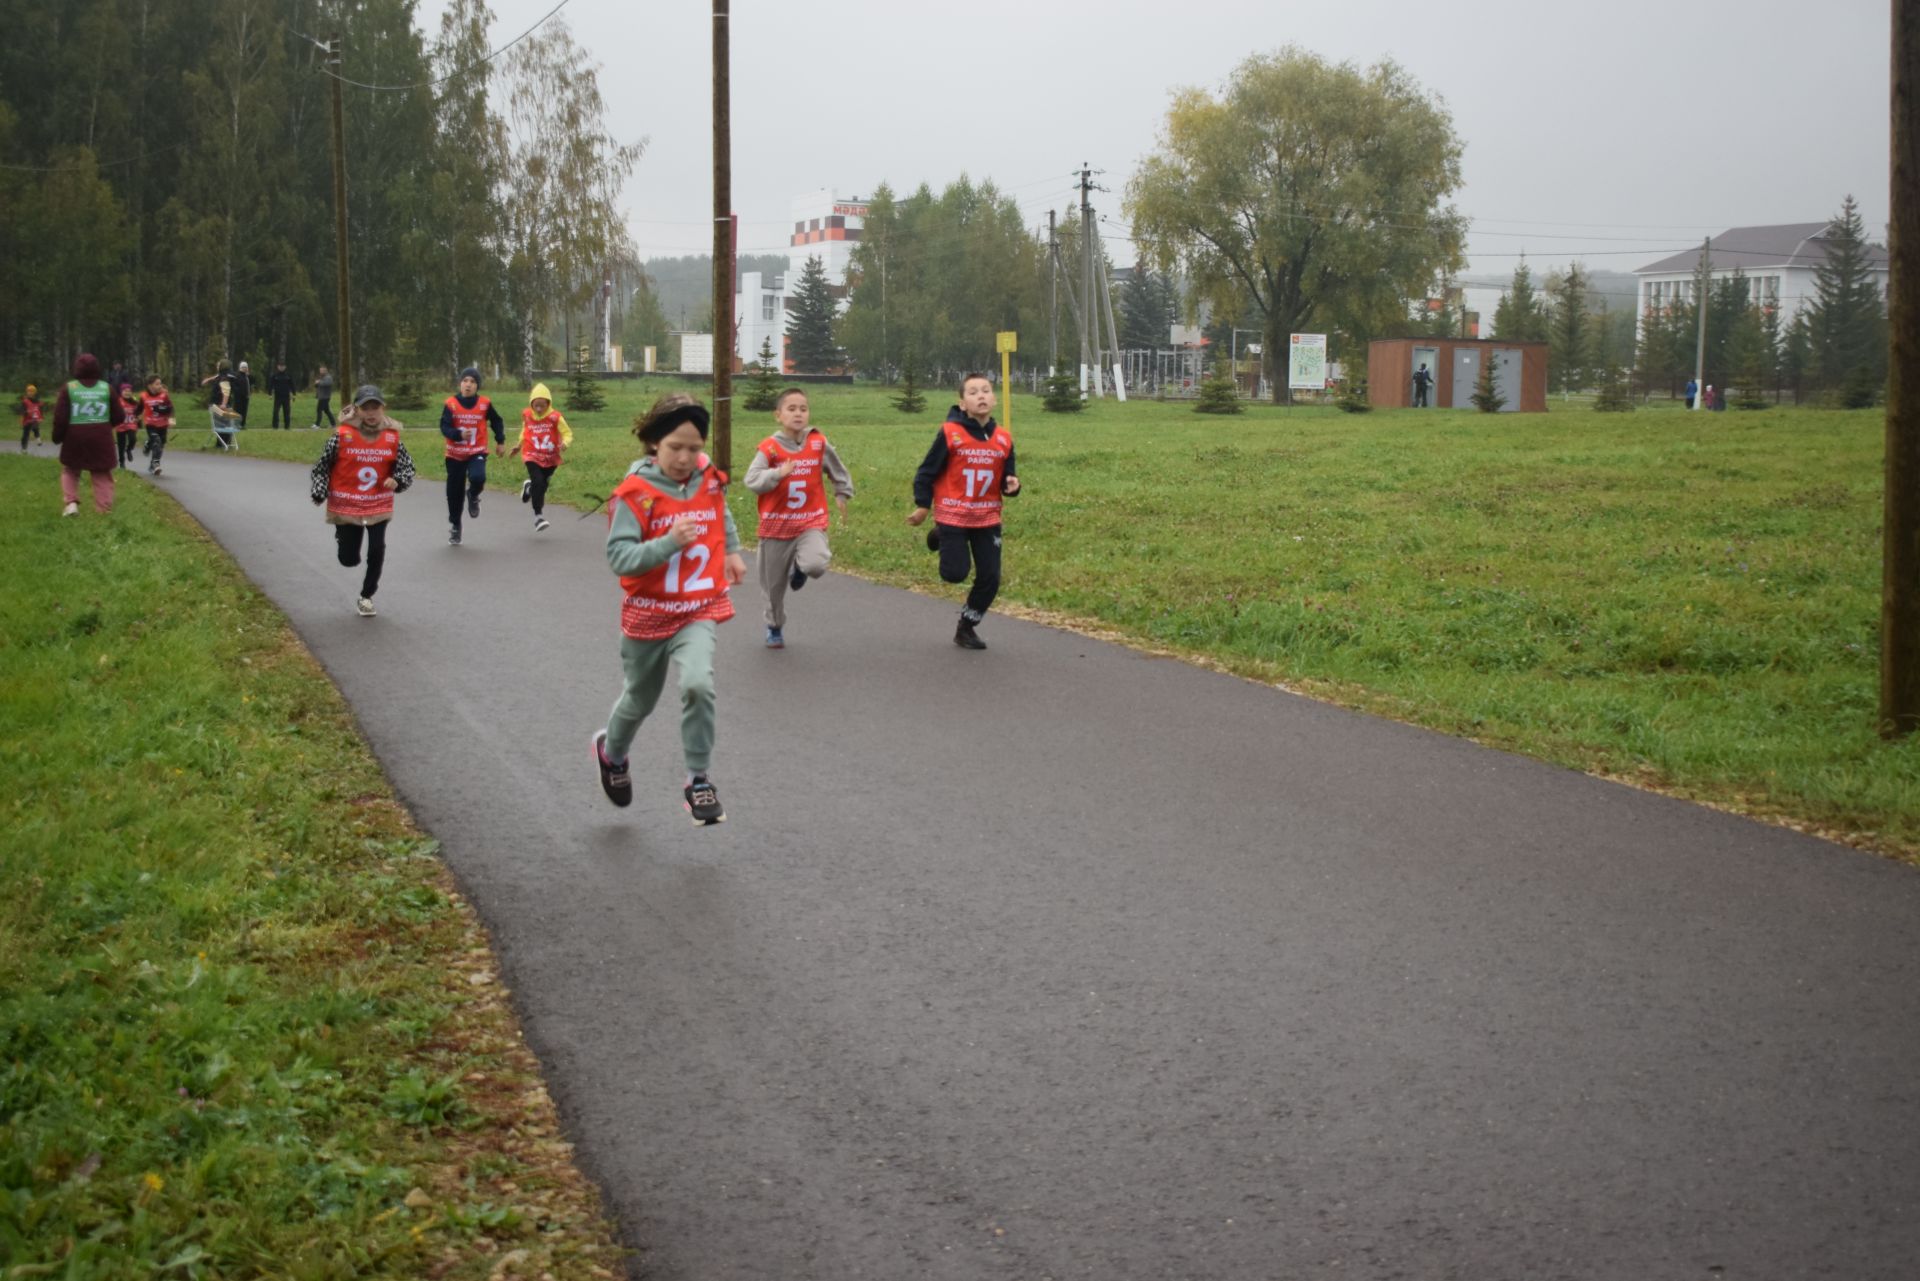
xmin=216 ymin=385 xmax=1920 ymax=859
xmin=0 ymin=457 xmax=624 ymax=1279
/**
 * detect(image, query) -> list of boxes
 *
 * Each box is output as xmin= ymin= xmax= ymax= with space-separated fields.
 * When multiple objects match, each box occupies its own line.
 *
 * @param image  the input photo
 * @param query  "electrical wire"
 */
xmin=315 ymin=0 xmax=574 ymax=92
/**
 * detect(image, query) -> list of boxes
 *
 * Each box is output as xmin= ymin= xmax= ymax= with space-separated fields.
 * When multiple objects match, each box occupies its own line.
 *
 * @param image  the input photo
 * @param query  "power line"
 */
xmin=314 ymin=0 xmax=574 ymax=92
xmin=0 ymin=140 xmax=191 ymax=172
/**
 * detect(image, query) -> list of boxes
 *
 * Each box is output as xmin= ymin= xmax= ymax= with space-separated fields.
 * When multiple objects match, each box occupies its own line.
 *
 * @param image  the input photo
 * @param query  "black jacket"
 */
xmin=912 ymin=406 xmax=1018 ymax=509
xmin=268 ymin=370 xmax=296 ymax=397
xmin=438 ymin=393 xmax=506 ymax=445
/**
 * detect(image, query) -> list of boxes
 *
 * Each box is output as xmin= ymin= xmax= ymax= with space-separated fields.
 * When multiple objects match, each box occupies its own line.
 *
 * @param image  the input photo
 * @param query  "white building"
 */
xmin=1634 ymin=222 xmax=1888 ymax=332
xmin=734 ymin=189 xmax=867 ymax=368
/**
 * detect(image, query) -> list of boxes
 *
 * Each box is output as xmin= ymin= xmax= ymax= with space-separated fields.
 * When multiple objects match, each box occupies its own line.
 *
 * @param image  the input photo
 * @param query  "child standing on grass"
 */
xmin=309 ymin=385 xmax=415 ymax=618
xmin=508 ymin=382 xmax=571 ymax=533
xmin=18 ymin=383 xmax=42 ymax=452
xmin=138 ymin=375 xmax=176 ymax=475
xmin=742 ymin=387 xmax=853 ymax=648
xmin=907 ymin=371 xmax=1020 ymax=650
xmin=113 ymin=384 xmax=140 ymax=470
xmin=439 ymin=365 xmax=504 ymax=546
xmin=592 ymin=393 xmax=747 ymax=826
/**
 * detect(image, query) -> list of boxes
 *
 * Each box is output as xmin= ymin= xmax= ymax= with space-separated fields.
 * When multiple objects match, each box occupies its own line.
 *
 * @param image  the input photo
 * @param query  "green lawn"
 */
xmin=0 ymin=458 xmax=623 ymax=1279
xmin=210 ymin=380 xmax=1919 ymax=857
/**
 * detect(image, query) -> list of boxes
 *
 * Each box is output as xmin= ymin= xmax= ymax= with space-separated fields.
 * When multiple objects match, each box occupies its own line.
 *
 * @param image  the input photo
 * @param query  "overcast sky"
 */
xmin=413 ymin=0 xmax=1890 ymax=308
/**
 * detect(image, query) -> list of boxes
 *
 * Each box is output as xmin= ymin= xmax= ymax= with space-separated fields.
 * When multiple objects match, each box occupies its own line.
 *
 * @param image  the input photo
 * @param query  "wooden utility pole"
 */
xmin=1885 ymin=0 xmax=1920 ymax=737
xmin=1692 ymin=236 xmax=1710 ymax=411
xmin=711 ymin=0 xmax=733 ymax=472
xmin=1048 ymin=209 xmax=1059 ymax=370
xmin=327 ymin=32 xmax=352 ymax=394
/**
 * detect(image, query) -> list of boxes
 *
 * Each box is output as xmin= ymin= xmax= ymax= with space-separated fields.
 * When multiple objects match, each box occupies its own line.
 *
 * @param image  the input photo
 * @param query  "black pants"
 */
xmin=314 ymin=397 xmax=334 ymax=428
xmin=145 ymin=427 xmax=168 ymax=469
xmin=446 ymin=455 xmax=487 ymax=526
xmin=936 ymin=522 xmax=1003 ymax=621
xmin=20 ymin=422 xmax=39 ymax=449
xmin=335 ymin=521 xmax=388 ymax=598
xmin=272 ymin=393 xmax=292 ymax=429
xmin=1413 ymin=383 xmax=1429 ymax=407
xmin=115 ymin=431 xmax=136 ymax=468
xmin=525 ymin=461 xmax=555 ymax=514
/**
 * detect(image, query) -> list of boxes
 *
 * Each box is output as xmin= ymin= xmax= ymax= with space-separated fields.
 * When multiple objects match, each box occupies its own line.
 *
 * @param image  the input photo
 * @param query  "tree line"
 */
xmin=0 ymin=0 xmax=637 ymax=394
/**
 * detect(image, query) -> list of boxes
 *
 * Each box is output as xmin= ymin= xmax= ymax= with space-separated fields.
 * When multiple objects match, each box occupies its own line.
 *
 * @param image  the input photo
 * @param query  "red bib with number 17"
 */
xmin=931 ymin=424 xmax=1012 ymax=528
xmin=611 ymin=467 xmax=735 ymax=640
xmin=327 ymin=425 xmax=401 ymax=520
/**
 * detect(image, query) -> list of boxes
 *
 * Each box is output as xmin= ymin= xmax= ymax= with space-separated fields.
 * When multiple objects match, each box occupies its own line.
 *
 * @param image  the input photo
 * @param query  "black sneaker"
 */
xmin=520 ymin=479 xmax=532 ymax=504
xmin=925 ymin=528 xmax=940 ymax=553
xmin=593 ymin=731 xmax=632 ymax=807
xmin=684 ymin=775 xmax=725 ymax=825
xmin=788 ymin=565 xmax=807 ymax=593
xmin=468 ymin=492 xmax=481 ymax=519
xmin=954 ymin=618 xmax=987 ymax=650
xmin=448 ymin=524 xmax=461 ymax=546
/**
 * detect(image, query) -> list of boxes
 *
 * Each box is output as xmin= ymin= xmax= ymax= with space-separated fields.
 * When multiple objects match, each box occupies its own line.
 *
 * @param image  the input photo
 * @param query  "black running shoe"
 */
xmin=925 ymin=528 xmax=940 ymax=553
xmin=788 ymin=565 xmax=807 ymax=592
xmin=448 ymin=524 xmax=461 ymax=546
xmin=593 ymin=731 xmax=632 ymax=807
xmin=468 ymin=492 xmax=481 ymax=519
xmin=684 ymin=775 xmax=725 ymax=825
xmin=954 ymin=618 xmax=987 ymax=650
xmin=520 ymin=479 xmax=532 ymax=504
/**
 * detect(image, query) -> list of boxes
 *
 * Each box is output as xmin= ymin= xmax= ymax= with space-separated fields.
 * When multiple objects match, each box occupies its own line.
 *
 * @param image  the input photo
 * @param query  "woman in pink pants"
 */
xmin=51 ymin=352 xmax=125 ymax=515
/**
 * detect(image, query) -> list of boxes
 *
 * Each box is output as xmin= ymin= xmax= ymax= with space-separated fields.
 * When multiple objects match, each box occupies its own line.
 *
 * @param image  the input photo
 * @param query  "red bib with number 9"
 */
xmin=611 ymin=467 xmax=735 ymax=640
xmin=754 ymin=431 xmax=829 ymax=539
xmin=931 ymin=424 xmax=1012 ymax=528
xmin=327 ymin=425 xmax=401 ymax=520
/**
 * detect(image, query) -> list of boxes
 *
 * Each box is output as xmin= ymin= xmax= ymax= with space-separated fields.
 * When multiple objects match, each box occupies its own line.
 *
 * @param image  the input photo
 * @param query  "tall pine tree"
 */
xmin=785 ymin=254 xmax=844 ymax=373
xmin=1805 ymin=194 xmax=1887 ymax=395
xmin=1546 ymin=263 xmax=1589 ymax=392
xmin=1492 ymin=258 xmax=1547 ymax=341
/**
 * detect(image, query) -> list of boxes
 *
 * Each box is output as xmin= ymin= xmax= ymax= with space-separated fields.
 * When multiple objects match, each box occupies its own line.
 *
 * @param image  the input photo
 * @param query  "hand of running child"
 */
xmin=669 ymin=516 xmax=701 ymax=548
xmin=381 ymin=477 xmax=399 ymax=491
xmin=905 ymin=506 xmax=928 ymax=526
xmin=835 ymin=496 xmax=848 ymax=524
xmin=775 ymin=459 xmax=795 ymax=480
xmin=1002 ymin=475 xmax=1021 ymax=496
xmin=724 ymin=553 xmax=748 ymax=585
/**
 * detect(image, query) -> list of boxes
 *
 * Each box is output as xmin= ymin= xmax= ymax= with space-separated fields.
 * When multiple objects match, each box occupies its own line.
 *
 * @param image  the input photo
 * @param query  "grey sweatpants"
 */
xmin=757 ymin=528 xmax=831 ymax=627
xmin=605 ymin=620 xmax=719 ymax=773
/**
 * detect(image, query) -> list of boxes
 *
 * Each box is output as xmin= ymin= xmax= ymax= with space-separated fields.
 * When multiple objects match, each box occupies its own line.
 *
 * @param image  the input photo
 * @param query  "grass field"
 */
xmin=0 ymin=458 xmax=624 ymax=1278
xmin=206 ymin=380 xmax=1918 ymax=857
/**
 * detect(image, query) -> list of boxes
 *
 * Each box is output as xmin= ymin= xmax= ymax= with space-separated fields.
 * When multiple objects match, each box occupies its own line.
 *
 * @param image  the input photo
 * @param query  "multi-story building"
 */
xmin=735 ymin=189 xmax=867 ymax=369
xmin=1634 ymin=222 xmax=1888 ymax=332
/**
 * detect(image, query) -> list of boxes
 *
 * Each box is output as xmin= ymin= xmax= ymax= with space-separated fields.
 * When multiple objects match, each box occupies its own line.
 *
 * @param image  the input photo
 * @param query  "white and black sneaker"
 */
xmin=448 ymin=524 xmax=461 ymax=546
xmin=356 ymin=596 xmax=377 ymax=617
xmin=534 ymin=515 xmax=550 ymax=532
xmin=521 ymin=479 xmax=532 ymax=504
xmin=593 ymin=731 xmax=632 ymax=807
xmin=684 ymin=775 xmax=725 ymax=825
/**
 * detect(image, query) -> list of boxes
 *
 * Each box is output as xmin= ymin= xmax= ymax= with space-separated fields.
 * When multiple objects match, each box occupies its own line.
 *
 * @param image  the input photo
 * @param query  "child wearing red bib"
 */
xmin=309 ymin=385 xmax=416 ymax=617
xmin=592 ymin=394 xmax=748 ymax=825
xmin=137 ymin=375 xmax=176 ymax=475
xmin=437 ymin=365 xmax=505 ymax=546
xmin=114 ymin=384 xmax=140 ymax=470
xmin=18 ymin=384 xmax=43 ymax=452
xmin=507 ymin=382 xmax=572 ymax=532
xmin=907 ymin=371 xmax=1020 ymax=650
xmin=741 ymin=387 xmax=853 ymax=648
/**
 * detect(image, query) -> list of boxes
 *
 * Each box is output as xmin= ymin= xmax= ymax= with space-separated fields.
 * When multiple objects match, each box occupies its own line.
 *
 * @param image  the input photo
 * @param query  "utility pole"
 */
xmin=1692 ymin=236 xmax=1711 ymax=411
xmin=1886 ymin=0 xmax=1919 ymax=737
xmin=710 ymin=0 xmax=732 ymax=472
xmin=326 ymin=32 xmax=352 ymax=394
xmin=1048 ymin=209 xmax=1059 ymax=370
xmin=1080 ymin=163 xmax=1098 ymax=396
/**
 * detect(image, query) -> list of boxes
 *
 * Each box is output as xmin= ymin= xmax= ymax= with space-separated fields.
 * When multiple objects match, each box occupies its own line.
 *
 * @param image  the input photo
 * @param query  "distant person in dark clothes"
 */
xmin=438 ymin=365 xmax=504 ymax=546
xmin=1412 ymin=363 xmax=1433 ymax=408
xmin=312 ymin=364 xmax=335 ymax=428
xmin=268 ymin=359 xmax=295 ymax=429
xmin=1684 ymin=377 xmax=1697 ymax=409
xmin=51 ymin=352 xmax=125 ymax=515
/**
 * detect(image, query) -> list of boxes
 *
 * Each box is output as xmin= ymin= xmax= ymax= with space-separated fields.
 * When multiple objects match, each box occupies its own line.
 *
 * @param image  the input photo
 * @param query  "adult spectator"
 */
xmin=106 ymin=359 xmax=132 ymax=398
xmin=1411 ymin=362 xmax=1433 ymax=408
xmin=267 ymin=359 xmax=295 ymax=429
xmin=51 ymin=352 xmax=125 ymax=515
xmin=233 ymin=361 xmax=253 ymax=426
xmin=204 ymin=360 xmax=240 ymax=450
xmin=312 ymin=364 xmax=336 ymax=428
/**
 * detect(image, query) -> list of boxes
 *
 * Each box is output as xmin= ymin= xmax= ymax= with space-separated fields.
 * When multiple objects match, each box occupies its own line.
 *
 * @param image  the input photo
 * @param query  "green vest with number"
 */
xmin=67 ymin=380 xmax=111 ymax=425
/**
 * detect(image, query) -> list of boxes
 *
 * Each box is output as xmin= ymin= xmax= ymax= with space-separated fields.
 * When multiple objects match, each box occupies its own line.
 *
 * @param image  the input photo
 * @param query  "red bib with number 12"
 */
xmin=611 ymin=467 xmax=736 ymax=640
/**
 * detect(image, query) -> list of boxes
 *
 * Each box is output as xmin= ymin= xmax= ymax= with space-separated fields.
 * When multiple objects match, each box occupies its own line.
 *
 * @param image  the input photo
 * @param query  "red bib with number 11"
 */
xmin=611 ymin=467 xmax=736 ymax=640
xmin=931 ymin=424 xmax=1012 ymax=528
xmin=327 ymin=425 xmax=401 ymax=521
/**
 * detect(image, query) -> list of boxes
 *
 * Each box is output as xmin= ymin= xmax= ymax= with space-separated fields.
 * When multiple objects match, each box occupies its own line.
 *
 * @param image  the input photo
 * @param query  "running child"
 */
xmin=592 ymin=393 xmax=747 ymax=826
xmin=906 ymin=371 xmax=1020 ymax=650
xmin=507 ymin=382 xmax=572 ymax=533
xmin=114 ymin=384 xmax=140 ymax=470
xmin=138 ymin=375 xmax=176 ymax=475
xmin=439 ymin=365 xmax=504 ymax=546
xmin=309 ymin=385 xmax=415 ymax=617
xmin=17 ymin=384 xmax=42 ymax=452
xmin=741 ymin=387 xmax=853 ymax=648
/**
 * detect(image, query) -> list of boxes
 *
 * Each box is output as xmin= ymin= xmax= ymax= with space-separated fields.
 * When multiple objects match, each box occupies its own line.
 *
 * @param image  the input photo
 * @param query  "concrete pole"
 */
xmin=1692 ymin=237 xmax=1710 ymax=411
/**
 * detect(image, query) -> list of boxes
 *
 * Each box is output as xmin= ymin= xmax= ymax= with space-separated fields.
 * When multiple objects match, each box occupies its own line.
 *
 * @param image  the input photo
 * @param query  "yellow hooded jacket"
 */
xmin=518 ymin=382 xmax=574 ymax=453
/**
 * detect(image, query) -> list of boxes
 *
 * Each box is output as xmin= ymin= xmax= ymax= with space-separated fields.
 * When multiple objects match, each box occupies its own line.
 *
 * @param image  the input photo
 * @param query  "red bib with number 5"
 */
xmin=931 ymin=424 xmax=1012 ymax=528
xmin=755 ymin=431 xmax=829 ymax=539
xmin=610 ymin=466 xmax=735 ymax=640
xmin=327 ymin=425 xmax=401 ymax=521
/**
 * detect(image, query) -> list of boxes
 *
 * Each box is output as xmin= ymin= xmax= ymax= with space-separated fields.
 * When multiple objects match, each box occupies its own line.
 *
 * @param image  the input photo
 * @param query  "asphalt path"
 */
xmin=158 ymin=451 xmax=1920 ymax=1280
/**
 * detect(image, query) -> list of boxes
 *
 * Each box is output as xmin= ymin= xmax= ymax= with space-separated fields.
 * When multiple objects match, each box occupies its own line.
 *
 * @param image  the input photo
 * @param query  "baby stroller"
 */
xmin=209 ymin=403 xmax=242 ymax=451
